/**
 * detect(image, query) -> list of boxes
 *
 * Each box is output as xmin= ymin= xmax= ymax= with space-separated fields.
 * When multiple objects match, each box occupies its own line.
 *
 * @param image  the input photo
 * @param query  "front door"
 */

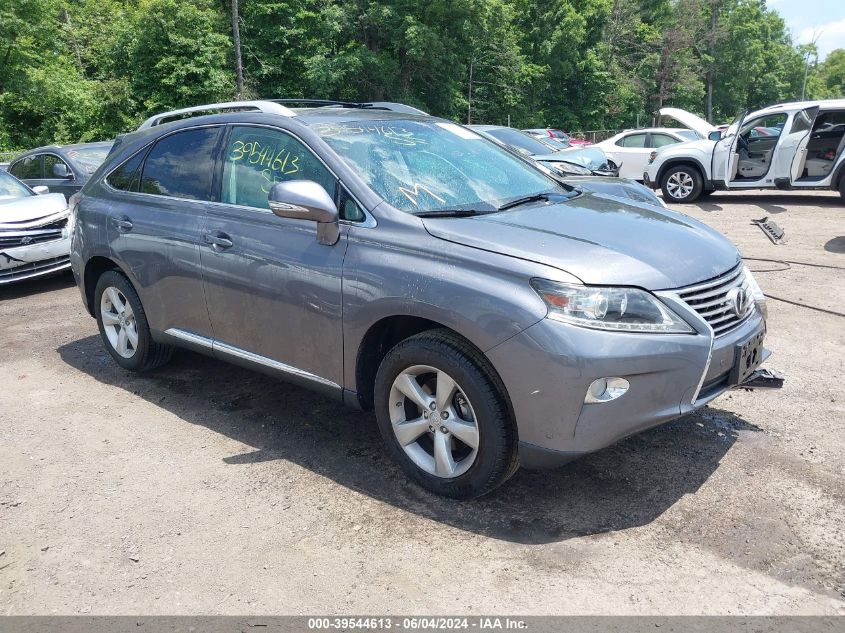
xmin=42 ymin=153 xmax=79 ymax=200
xmin=711 ymin=110 xmax=748 ymax=187
xmin=200 ymin=124 xmax=347 ymax=387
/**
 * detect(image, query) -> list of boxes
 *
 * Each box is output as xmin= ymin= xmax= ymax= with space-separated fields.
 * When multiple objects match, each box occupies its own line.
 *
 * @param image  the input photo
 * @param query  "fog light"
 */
xmin=585 ymin=377 xmax=629 ymax=403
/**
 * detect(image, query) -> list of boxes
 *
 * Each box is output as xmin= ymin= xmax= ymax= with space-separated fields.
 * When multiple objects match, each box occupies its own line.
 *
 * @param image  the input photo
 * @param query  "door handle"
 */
xmin=112 ymin=216 xmax=133 ymax=232
xmin=203 ymin=232 xmax=234 ymax=250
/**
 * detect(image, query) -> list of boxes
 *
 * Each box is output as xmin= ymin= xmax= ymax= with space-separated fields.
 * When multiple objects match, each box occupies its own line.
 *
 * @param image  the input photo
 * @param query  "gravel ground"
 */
xmin=1 ymin=190 xmax=843 ymax=615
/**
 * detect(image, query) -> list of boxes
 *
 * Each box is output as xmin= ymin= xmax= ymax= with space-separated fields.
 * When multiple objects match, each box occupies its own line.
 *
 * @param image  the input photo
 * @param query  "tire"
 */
xmin=374 ymin=329 xmax=518 ymax=499
xmin=94 ymin=270 xmax=173 ymax=372
xmin=660 ymin=164 xmax=704 ymax=203
xmin=838 ymin=176 xmax=845 ymax=200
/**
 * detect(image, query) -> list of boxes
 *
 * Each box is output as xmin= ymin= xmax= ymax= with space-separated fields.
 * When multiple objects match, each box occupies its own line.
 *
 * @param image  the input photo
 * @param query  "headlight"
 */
xmin=531 ymin=279 xmax=695 ymax=333
xmin=648 ymin=151 xmax=658 ymax=164
xmin=743 ymin=265 xmax=767 ymax=319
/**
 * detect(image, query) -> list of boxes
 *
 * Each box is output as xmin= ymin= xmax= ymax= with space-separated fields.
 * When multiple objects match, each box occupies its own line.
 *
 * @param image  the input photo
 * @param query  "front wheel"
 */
xmin=661 ymin=165 xmax=704 ymax=203
xmin=374 ymin=330 xmax=518 ymax=499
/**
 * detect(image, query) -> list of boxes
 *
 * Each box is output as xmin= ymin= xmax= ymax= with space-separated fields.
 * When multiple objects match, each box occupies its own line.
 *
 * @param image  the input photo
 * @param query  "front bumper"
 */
xmin=487 ymin=307 xmax=772 ymax=469
xmin=0 ymin=236 xmax=71 ymax=285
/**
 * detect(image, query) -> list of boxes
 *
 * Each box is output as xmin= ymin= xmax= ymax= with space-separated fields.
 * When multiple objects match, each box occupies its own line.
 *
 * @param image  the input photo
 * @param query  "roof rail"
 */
xmin=269 ymin=99 xmax=428 ymax=116
xmin=137 ymin=100 xmax=296 ymax=130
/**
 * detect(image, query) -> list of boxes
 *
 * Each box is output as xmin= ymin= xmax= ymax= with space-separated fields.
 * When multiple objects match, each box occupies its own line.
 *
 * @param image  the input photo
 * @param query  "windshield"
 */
xmin=482 ymin=127 xmax=557 ymax=156
xmin=313 ymin=120 xmax=562 ymax=213
xmin=67 ymin=145 xmax=111 ymax=174
xmin=0 ymin=170 xmax=32 ymax=202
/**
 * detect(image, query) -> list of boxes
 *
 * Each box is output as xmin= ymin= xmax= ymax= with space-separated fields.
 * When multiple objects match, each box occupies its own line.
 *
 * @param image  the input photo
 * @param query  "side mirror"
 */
xmin=32 ymin=185 xmax=50 ymax=195
xmin=268 ymin=180 xmax=339 ymax=245
xmin=52 ymin=163 xmax=73 ymax=179
xmin=708 ymin=131 xmax=722 ymax=141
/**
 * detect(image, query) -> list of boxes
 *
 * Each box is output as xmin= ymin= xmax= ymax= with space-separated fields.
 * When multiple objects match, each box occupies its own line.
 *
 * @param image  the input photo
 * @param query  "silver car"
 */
xmin=70 ymin=100 xmax=780 ymax=498
xmin=1 ymin=170 xmax=71 ymax=285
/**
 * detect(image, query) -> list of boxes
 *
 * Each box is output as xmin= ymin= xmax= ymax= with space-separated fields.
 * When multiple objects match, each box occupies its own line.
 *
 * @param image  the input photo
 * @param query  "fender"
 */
xmin=656 ymin=156 xmax=713 ymax=189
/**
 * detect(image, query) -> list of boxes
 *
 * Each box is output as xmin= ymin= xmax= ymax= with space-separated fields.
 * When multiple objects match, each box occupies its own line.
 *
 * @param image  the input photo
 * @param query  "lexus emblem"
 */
xmin=20 ymin=236 xmax=33 ymax=245
xmin=726 ymin=287 xmax=750 ymax=318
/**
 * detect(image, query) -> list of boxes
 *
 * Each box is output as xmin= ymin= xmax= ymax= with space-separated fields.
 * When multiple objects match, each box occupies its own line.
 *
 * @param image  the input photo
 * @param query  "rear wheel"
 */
xmin=661 ymin=165 xmax=704 ymax=203
xmin=374 ymin=330 xmax=518 ymax=499
xmin=94 ymin=270 xmax=173 ymax=371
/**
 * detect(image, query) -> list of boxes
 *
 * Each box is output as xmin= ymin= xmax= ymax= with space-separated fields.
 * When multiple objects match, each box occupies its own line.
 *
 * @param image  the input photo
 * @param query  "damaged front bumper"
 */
xmin=0 ymin=211 xmax=72 ymax=285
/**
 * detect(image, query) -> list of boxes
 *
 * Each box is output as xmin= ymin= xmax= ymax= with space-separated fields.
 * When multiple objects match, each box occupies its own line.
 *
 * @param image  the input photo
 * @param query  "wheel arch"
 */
xmin=82 ymin=255 xmax=128 ymax=316
xmin=354 ymin=315 xmax=512 ymax=413
xmin=656 ymin=157 xmax=709 ymax=189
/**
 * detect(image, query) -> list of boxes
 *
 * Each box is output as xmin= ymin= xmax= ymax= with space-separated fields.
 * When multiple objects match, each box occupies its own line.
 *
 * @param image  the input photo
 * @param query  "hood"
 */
xmin=422 ymin=192 xmax=740 ymax=290
xmin=0 ymin=193 xmax=68 ymax=227
xmin=659 ymin=107 xmax=716 ymax=138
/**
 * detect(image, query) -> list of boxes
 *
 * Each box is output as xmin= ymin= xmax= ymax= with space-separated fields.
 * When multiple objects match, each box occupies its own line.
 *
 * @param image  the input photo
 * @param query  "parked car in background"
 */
xmin=0 ymin=169 xmax=71 ymax=285
xmin=470 ymin=125 xmax=620 ymax=178
xmin=596 ymin=128 xmax=700 ymax=181
xmin=8 ymin=142 xmax=113 ymax=201
xmin=72 ymin=99 xmax=778 ymax=499
xmin=646 ymin=100 xmax=845 ymax=202
xmin=524 ymin=128 xmax=592 ymax=147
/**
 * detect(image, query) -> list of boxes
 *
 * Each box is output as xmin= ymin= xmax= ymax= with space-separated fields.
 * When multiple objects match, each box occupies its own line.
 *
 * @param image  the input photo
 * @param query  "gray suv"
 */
xmin=70 ymin=100 xmax=780 ymax=499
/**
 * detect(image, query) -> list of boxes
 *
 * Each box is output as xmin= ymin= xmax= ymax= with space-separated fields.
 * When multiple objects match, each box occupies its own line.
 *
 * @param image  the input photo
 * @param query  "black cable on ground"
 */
xmin=763 ymin=294 xmax=845 ymax=318
xmin=743 ymin=256 xmax=845 ymax=271
xmin=740 ymin=256 xmax=845 ymax=318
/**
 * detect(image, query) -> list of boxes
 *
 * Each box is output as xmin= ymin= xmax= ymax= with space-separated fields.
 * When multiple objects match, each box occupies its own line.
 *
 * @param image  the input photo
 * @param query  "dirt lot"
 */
xmin=1 ymin=190 xmax=844 ymax=615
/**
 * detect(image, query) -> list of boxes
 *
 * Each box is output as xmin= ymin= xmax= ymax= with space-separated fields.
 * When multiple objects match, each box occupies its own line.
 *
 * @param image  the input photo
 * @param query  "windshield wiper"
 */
xmin=413 ymin=209 xmax=486 ymax=218
xmin=497 ymin=192 xmax=556 ymax=212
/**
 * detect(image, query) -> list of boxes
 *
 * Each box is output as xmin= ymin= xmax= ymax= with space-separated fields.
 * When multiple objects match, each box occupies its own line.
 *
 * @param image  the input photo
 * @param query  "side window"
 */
xmin=651 ymin=133 xmax=679 ymax=148
xmin=789 ymin=109 xmax=815 ymax=134
xmin=221 ymin=126 xmax=335 ymax=210
xmin=339 ymin=188 xmax=365 ymax=222
xmin=140 ymin=127 xmax=221 ymax=200
xmin=107 ymin=151 xmax=146 ymax=192
xmin=620 ymin=134 xmax=646 ymax=148
xmin=43 ymin=154 xmax=70 ymax=179
xmin=741 ymin=114 xmax=787 ymax=139
xmin=11 ymin=155 xmax=42 ymax=179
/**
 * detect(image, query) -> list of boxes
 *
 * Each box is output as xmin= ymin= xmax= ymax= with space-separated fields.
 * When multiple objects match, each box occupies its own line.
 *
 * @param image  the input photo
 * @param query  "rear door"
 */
xmin=606 ymin=132 xmax=649 ymax=180
xmin=107 ymin=126 xmax=223 ymax=340
xmin=775 ymin=106 xmax=820 ymax=183
xmin=200 ymin=124 xmax=347 ymax=387
xmin=9 ymin=154 xmax=43 ymax=190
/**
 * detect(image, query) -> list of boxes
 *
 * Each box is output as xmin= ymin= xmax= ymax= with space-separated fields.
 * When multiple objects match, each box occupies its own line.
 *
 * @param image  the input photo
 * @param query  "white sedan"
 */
xmin=596 ymin=128 xmax=700 ymax=181
xmin=0 ymin=169 xmax=71 ymax=285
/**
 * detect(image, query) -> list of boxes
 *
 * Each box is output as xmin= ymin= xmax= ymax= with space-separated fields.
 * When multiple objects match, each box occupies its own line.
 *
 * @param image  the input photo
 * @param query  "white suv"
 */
xmin=645 ymin=101 xmax=845 ymax=203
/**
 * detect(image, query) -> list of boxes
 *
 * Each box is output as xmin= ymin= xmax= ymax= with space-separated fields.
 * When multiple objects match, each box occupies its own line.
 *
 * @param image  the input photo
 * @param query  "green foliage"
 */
xmin=0 ymin=0 xmax=830 ymax=150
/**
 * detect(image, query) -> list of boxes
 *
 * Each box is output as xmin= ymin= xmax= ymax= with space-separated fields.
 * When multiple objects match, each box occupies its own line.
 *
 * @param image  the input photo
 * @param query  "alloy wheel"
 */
xmin=100 ymin=286 xmax=138 ymax=359
xmin=388 ymin=365 xmax=480 ymax=479
xmin=666 ymin=171 xmax=694 ymax=199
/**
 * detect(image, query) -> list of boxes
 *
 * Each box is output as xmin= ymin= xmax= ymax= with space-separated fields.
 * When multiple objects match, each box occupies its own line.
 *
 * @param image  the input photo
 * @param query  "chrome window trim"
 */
xmin=164 ymin=328 xmax=340 ymax=390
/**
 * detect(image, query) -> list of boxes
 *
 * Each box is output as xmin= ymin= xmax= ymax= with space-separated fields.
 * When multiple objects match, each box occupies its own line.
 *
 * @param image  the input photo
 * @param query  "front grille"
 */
xmin=0 ymin=218 xmax=67 ymax=248
xmin=677 ymin=263 xmax=753 ymax=336
xmin=0 ymin=255 xmax=71 ymax=282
